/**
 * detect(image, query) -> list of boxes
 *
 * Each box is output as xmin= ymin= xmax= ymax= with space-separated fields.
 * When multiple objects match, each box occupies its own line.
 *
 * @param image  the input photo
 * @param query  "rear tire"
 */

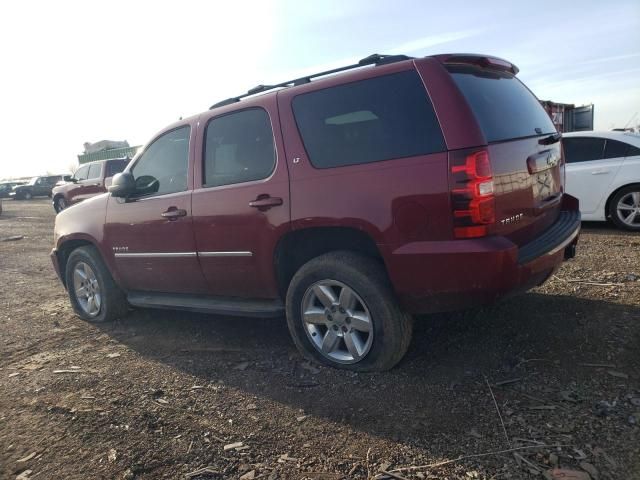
xmin=65 ymin=246 xmax=128 ymax=323
xmin=285 ymin=251 xmax=413 ymax=372
xmin=609 ymin=186 xmax=640 ymax=231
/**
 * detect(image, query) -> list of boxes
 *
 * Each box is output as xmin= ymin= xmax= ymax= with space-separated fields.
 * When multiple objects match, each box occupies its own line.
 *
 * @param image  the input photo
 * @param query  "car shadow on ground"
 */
xmin=93 ymin=291 xmax=640 ymax=445
xmin=581 ymin=221 xmax=638 ymax=237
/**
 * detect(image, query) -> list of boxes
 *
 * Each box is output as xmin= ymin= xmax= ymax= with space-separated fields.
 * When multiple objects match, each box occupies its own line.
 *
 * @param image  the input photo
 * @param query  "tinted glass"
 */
xmin=106 ymin=160 xmax=127 ymax=177
xmin=604 ymin=139 xmax=629 ymax=159
xmin=563 ymin=137 xmax=605 ymax=163
xmin=132 ymin=126 xmax=190 ymax=196
xmin=448 ymin=66 xmax=556 ymax=142
xmin=87 ymin=163 xmax=102 ymax=180
xmin=292 ymin=70 xmax=445 ymax=169
xmin=626 ymin=144 xmax=640 ymax=157
xmin=204 ymin=109 xmax=275 ymax=187
xmin=75 ymin=165 xmax=89 ymax=181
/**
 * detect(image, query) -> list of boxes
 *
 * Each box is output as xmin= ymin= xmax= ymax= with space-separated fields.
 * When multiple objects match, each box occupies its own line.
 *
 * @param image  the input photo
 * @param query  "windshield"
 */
xmin=448 ymin=66 xmax=556 ymax=143
xmin=28 ymin=177 xmax=39 ymax=185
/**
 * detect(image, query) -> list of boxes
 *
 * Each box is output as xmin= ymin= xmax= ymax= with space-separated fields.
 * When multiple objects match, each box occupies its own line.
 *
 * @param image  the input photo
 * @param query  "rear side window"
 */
xmin=627 ymin=144 xmax=640 ymax=157
xmin=604 ymin=139 xmax=629 ymax=159
xmin=448 ymin=66 xmax=556 ymax=143
xmin=203 ymin=108 xmax=275 ymax=187
xmin=292 ymin=70 xmax=445 ymax=169
xmin=563 ymin=137 xmax=605 ymax=163
xmin=106 ymin=160 xmax=127 ymax=177
xmin=87 ymin=163 xmax=102 ymax=180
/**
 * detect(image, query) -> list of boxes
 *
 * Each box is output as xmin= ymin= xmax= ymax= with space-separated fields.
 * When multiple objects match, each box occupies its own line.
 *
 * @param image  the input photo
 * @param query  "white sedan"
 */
xmin=563 ymin=131 xmax=640 ymax=231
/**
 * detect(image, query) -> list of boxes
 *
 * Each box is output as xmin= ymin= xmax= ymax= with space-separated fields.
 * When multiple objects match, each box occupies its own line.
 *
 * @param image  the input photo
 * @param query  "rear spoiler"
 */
xmin=432 ymin=53 xmax=519 ymax=75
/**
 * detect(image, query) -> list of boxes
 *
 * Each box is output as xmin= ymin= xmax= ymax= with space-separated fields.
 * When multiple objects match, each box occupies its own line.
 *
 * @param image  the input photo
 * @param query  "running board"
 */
xmin=127 ymin=291 xmax=285 ymax=318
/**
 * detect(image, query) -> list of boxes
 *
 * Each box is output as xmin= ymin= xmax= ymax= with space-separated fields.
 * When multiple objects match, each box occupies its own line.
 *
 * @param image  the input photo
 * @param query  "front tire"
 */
xmin=23 ymin=191 xmax=33 ymax=200
xmin=286 ymin=251 xmax=413 ymax=372
xmin=609 ymin=186 xmax=640 ymax=231
xmin=65 ymin=246 xmax=128 ymax=323
xmin=54 ymin=196 xmax=67 ymax=213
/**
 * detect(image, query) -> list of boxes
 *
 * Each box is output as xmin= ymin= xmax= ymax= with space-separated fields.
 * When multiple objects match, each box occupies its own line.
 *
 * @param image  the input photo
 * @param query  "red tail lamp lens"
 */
xmin=450 ymin=150 xmax=495 ymax=239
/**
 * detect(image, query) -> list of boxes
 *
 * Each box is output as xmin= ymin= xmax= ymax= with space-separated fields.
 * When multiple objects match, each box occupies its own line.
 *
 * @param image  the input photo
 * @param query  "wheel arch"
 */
xmin=273 ymin=226 xmax=387 ymax=299
xmin=604 ymin=182 xmax=640 ymax=219
xmin=56 ymin=236 xmax=118 ymax=288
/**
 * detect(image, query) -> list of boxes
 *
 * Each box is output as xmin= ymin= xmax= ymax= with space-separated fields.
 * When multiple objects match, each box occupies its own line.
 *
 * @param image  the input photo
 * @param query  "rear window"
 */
xmin=448 ymin=66 xmax=556 ymax=143
xmin=292 ymin=70 xmax=445 ymax=169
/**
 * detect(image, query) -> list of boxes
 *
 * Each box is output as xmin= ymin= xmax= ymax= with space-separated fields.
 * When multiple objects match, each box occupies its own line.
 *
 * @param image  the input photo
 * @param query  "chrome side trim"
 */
xmin=114 ymin=252 xmax=197 ymax=258
xmin=113 ymin=251 xmax=253 ymax=258
xmin=198 ymin=251 xmax=253 ymax=257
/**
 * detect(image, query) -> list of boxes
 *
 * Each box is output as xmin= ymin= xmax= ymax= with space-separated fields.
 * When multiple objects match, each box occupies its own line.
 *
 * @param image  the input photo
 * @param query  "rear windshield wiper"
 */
xmin=538 ymin=132 xmax=561 ymax=145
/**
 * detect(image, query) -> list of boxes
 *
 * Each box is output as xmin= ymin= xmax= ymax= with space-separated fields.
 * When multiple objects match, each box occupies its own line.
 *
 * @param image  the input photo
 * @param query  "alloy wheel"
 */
xmin=616 ymin=191 xmax=640 ymax=227
xmin=72 ymin=262 xmax=101 ymax=317
xmin=301 ymin=280 xmax=373 ymax=364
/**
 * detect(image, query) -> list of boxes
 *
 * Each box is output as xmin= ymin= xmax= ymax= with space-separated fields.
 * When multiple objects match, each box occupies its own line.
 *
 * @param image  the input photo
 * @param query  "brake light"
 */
xmin=449 ymin=149 xmax=495 ymax=239
xmin=436 ymin=54 xmax=519 ymax=75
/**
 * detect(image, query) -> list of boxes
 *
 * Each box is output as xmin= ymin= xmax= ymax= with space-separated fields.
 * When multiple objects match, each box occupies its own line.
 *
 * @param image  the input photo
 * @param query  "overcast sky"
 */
xmin=1 ymin=0 xmax=638 ymax=178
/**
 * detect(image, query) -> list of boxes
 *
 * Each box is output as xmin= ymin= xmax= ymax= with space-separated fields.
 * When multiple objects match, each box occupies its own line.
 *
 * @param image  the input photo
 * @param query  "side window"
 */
xmin=563 ymin=137 xmax=605 ymax=163
xmin=87 ymin=163 xmax=102 ymax=180
xmin=625 ymin=144 xmax=640 ymax=157
xmin=106 ymin=160 xmax=127 ymax=177
xmin=604 ymin=139 xmax=629 ymax=159
xmin=131 ymin=126 xmax=190 ymax=196
xmin=292 ymin=70 xmax=445 ymax=169
xmin=75 ymin=165 xmax=90 ymax=181
xmin=203 ymin=108 xmax=275 ymax=187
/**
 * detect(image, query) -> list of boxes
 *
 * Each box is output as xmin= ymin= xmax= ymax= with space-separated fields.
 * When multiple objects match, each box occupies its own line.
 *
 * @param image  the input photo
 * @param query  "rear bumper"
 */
xmin=388 ymin=197 xmax=581 ymax=314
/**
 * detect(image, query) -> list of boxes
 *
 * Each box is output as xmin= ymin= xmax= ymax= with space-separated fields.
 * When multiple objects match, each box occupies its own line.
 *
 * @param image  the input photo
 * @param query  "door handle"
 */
xmin=249 ymin=194 xmax=283 ymax=211
xmin=590 ymin=169 xmax=609 ymax=175
xmin=161 ymin=207 xmax=187 ymax=220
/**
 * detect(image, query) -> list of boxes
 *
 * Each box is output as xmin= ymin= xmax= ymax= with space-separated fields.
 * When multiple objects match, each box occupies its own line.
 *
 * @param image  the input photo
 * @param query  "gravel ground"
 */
xmin=1 ymin=198 xmax=639 ymax=480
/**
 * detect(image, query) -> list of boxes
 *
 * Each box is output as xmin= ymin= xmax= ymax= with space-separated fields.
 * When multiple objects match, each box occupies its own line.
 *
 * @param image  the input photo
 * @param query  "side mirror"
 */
xmin=108 ymin=172 xmax=135 ymax=198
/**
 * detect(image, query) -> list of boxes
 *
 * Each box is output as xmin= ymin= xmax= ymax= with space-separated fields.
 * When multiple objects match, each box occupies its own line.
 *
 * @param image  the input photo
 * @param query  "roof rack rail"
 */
xmin=209 ymin=53 xmax=413 ymax=110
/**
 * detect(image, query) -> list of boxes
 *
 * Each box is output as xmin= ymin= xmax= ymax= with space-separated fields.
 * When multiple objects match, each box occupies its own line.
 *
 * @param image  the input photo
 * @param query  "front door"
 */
xmin=191 ymin=99 xmax=290 ymax=298
xmin=104 ymin=124 xmax=208 ymax=294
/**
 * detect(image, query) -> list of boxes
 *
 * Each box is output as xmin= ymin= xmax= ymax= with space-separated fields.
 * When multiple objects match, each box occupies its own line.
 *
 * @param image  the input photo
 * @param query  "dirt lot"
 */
xmin=1 ymin=198 xmax=639 ymax=480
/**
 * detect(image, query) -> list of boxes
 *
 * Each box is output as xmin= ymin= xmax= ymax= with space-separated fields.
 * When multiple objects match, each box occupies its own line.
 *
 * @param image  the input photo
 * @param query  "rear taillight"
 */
xmin=449 ymin=149 xmax=495 ymax=239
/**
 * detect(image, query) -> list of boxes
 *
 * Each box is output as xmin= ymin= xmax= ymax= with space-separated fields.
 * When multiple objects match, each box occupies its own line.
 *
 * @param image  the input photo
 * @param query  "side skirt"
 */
xmin=127 ymin=291 xmax=285 ymax=318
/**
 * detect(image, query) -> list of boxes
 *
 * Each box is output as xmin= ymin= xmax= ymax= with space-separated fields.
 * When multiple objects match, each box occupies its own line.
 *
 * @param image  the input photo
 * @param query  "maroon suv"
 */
xmin=52 ymin=158 xmax=129 ymax=213
xmin=51 ymin=53 xmax=580 ymax=371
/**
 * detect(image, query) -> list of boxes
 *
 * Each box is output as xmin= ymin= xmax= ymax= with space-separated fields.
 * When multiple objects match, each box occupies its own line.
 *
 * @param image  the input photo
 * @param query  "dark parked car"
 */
xmin=11 ymin=175 xmax=66 ymax=200
xmin=0 ymin=181 xmax=26 ymax=198
xmin=52 ymin=159 xmax=129 ymax=212
xmin=51 ymin=53 xmax=580 ymax=371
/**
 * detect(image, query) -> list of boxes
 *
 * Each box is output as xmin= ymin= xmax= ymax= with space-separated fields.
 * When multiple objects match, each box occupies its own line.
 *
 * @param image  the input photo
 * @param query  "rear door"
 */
xmin=445 ymin=64 xmax=563 ymax=245
xmin=564 ymin=136 xmax=624 ymax=214
xmin=191 ymin=97 xmax=290 ymax=299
